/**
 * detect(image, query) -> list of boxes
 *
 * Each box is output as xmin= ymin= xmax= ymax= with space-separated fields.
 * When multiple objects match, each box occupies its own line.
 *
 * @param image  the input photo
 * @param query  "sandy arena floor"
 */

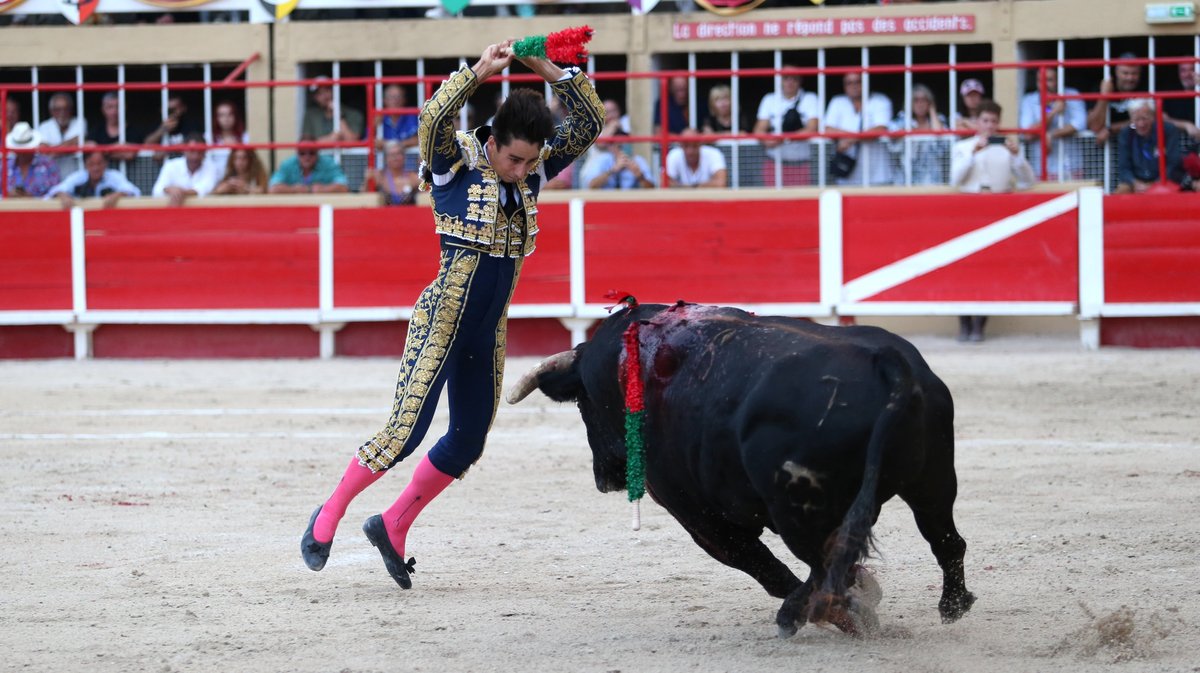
xmin=1 ymin=335 xmax=1198 ymax=673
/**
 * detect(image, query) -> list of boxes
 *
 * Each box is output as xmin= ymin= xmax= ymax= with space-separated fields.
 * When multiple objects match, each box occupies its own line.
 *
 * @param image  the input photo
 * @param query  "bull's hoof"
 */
xmin=846 ymin=596 xmax=880 ymax=637
xmin=849 ymin=565 xmax=883 ymax=608
xmin=939 ymin=589 xmax=976 ymax=623
xmin=776 ymin=623 xmax=798 ymax=639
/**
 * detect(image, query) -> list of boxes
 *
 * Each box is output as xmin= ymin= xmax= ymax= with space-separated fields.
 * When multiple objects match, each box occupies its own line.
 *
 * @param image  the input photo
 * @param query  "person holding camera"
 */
xmin=949 ymin=99 xmax=1036 ymax=344
xmin=752 ymin=65 xmax=821 ymax=186
xmin=950 ymin=99 xmax=1035 ymax=194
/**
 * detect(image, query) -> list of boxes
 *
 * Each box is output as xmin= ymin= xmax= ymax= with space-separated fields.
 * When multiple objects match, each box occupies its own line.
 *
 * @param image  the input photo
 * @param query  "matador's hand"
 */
xmin=471 ymin=40 xmax=515 ymax=82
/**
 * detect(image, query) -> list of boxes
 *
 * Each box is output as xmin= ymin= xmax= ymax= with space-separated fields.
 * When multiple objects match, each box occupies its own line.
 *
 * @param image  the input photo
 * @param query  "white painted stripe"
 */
xmin=319 ymin=204 xmax=334 ymax=313
xmin=70 ymin=207 xmax=86 ymax=314
xmin=842 ymin=192 xmax=1079 ymax=303
xmin=819 ymin=189 xmax=843 ymax=313
xmin=1099 ymin=302 xmax=1200 ymax=317
xmin=1077 ymin=187 xmax=1105 ymax=319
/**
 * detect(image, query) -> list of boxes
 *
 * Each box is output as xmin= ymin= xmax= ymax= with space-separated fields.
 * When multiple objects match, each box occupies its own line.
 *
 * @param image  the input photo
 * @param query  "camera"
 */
xmin=987 ymin=136 xmax=1007 ymax=145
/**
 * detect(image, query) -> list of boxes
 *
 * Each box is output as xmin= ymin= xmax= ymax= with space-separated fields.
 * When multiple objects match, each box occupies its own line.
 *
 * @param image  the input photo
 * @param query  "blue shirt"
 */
xmin=269 ymin=154 xmax=348 ymax=188
xmin=380 ymin=114 xmax=419 ymax=141
xmin=579 ymin=149 xmax=653 ymax=190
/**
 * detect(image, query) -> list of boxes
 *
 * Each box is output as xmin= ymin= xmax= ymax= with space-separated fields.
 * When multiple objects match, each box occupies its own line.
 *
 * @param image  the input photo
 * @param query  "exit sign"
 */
xmin=1145 ymin=2 xmax=1196 ymax=23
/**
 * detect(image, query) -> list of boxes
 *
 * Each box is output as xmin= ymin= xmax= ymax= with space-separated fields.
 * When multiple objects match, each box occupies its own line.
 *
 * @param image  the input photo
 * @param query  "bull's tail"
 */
xmin=808 ymin=346 xmax=916 ymax=627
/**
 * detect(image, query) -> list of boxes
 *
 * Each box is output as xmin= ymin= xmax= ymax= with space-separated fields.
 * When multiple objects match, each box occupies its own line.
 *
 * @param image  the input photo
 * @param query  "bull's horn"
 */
xmin=505 ymin=350 xmax=577 ymax=404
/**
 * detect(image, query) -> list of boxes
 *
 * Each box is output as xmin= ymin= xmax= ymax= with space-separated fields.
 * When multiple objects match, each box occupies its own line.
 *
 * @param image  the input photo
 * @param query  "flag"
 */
xmin=59 ymin=0 xmax=98 ymax=25
xmin=628 ymin=0 xmax=660 ymax=15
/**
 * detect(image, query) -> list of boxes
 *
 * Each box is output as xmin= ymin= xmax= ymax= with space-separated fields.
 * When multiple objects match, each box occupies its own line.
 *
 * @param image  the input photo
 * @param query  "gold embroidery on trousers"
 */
xmin=356 ymin=249 xmax=479 ymax=472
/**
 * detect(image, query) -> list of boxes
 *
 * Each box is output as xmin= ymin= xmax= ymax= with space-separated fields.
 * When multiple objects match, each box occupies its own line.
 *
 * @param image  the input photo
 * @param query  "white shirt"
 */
xmin=824 ymin=93 xmax=894 ymax=185
xmin=950 ymin=137 xmax=1036 ymax=193
xmin=152 ymin=155 xmax=223 ymax=197
xmin=37 ymin=116 xmax=87 ymax=146
xmin=666 ymin=145 xmax=727 ymax=187
xmin=756 ymin=90 xmax=822 ymax=161
xmin=1018 ymin=88 xmax=1088 ymax=178
xmin=37 ymin=117 xmax=87 ymax=176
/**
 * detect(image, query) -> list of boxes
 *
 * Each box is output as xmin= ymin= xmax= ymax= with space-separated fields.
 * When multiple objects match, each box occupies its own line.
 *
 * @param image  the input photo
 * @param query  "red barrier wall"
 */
xmin=0 ymin=210 xmax=72 ymax=310
xmin=843 ymin=193 xmax=1078 ymax=302
xmin=582 ymin=199 xmax=821 ymax=304
xmin=1103 ymin=194 xmax=1200 ymax=304
xmin=85 ymin=207 xmax=319 ymax=309
xmin=333 ymin=207 xmax=439 ymax=308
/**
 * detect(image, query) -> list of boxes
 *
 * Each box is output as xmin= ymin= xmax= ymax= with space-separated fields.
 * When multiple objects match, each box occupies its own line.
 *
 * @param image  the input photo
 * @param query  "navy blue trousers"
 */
xmin=356 ymin=242 xmax=521 ymax=478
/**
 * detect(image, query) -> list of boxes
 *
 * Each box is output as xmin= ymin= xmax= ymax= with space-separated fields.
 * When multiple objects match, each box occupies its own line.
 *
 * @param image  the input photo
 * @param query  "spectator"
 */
xmin=752 ymin=65 xmax=821 ymax=186
xmin=208 ymin=99 xmax=248 ymax=169
xmin=955 ymin=78 xmax=986 ymax=131
xmin=5 ymin=97 xmax=22 ymax=135
xmin=151 ymin=133 xmax=222 ymax=207
xmin=887 ymin=83 xmax=949 ymax=185
xmin=87 ymin=92 xmax=137 ymax=162
xmin=825 ymin=72 xmax=894 ymax=186
xmin=302 ymin=77 xmax=364 ymax=143
xmin=950 ymin=99 xmax=1036 ymax=343
xmin=376 ymin=84 xmax=419 ymax=151
xmin=579 ymin=143 xmax=653 ymax=189
xmin=1114 ymin=98 xmax=1188 ymax=194
xmin=366 ymin=140 xmax=419 ymax=205
xmin=580 ymin=99 xmax=653 ymax=189
xmin=666 ymin=127 xmax=727 ymax=188
xmin=37 ymin=92 xmax=86 ymax=176
xmin=45 ymin=149 xmax=141 ymax=209
xmin=701 ymin=84 xmax=743 ymax=135
xmin=213 ymin=148 xmax=269 ymax=195
xmin=268 ymin=138 xmax=350 ymax=194
xmin=1086 ymin=54 xmax=1143 ymax=146
xmin=951 ymin=99 xmax=1035 ymax=193
xmin=143 ymin=94 xmax=199 ymax=151
xmin=1018 ymin=69 xmax=1087 ymax=180
xmin=5 ymin=121 xmax=61 ymax=198
xmin=1163 ymin=62 xmax=1199 ymax=145
xmin=652 ymin=75 xmax=690 ymax=135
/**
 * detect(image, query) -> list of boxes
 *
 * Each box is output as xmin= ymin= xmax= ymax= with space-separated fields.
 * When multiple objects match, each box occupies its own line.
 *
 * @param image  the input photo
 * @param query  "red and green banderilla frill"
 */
xmin=511 ymin=26 xmax=594 ymax=66
xmin=604 ymin=289 xmax=646 ymax=530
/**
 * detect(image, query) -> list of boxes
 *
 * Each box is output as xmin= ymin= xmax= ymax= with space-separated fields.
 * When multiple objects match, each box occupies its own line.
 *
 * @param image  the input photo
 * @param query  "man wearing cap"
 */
xmin=955 ymin=78 xmax=986 ymax=132
xmin=45 ymin=149 xmax=141 ymax=209
xmin=4 ymin=121 xmax=60 ymax=198
xmin=302 ymin=77 xmax=365 ymax=143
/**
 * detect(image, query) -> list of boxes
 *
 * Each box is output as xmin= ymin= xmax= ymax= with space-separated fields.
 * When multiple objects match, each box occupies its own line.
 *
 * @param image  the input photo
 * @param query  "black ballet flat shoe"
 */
xmin=362 ymin=514 xmax=416 ymax=590
xmin=301 ymin=505 xmax=332 ymax=571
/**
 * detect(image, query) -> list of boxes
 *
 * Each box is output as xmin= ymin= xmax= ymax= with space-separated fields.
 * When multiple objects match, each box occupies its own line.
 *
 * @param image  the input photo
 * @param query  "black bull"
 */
xmin=507 ymin=302 xmax=975 ymax=636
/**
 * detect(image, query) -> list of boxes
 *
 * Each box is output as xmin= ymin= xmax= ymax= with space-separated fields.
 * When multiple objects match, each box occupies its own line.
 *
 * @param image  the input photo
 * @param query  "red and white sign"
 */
xmin=672 ymin=14 xmax=975 ymax=41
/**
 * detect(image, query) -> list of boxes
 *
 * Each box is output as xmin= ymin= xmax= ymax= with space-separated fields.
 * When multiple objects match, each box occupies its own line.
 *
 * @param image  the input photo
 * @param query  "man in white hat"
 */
xmin=45 ymin=149 xmax=141 ymax=209
xmin=4 ymin=121 xmax=61 ymax=199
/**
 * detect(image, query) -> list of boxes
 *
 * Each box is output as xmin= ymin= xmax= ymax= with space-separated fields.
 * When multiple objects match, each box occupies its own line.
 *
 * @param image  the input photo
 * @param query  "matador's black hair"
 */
xmin=491 ymin=88 xmax=556 ymax=149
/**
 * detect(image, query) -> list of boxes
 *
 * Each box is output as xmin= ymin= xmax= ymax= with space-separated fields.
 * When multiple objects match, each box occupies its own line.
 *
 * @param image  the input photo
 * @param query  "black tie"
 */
xmin=501 ymin=182 xmax=520 ymax=220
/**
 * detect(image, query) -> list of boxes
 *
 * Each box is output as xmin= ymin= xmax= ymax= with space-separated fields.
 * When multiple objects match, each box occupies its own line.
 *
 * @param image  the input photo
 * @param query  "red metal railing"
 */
xmin=4 ymin=56 xmax=1198 ymax=196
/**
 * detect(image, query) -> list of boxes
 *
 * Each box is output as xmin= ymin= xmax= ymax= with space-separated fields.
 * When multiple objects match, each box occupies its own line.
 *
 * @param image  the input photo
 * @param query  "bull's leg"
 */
xmin=775 ymin=579 xmax=815 ymax=638
xmin=900 ymin=483 xmax=975 ymax=622
xmin=678 ymin=520 xmax=804 ymax=599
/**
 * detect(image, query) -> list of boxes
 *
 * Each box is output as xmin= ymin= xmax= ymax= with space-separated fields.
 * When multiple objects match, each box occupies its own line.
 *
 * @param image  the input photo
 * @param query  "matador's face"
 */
xmin=487 ymin=136 xmax=541 ymax=184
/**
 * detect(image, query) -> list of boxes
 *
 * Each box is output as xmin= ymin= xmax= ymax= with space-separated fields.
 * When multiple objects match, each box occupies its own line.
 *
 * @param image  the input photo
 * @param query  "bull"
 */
xmin=507 ymin=301 xmax=975 ymax=636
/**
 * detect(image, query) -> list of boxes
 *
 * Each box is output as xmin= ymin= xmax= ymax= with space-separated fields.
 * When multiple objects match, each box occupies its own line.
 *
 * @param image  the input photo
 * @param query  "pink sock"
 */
xmin=382 ymin=454 xmax=455 ymax=558
xmin=314 ymin=457 xmax=386 ymax=543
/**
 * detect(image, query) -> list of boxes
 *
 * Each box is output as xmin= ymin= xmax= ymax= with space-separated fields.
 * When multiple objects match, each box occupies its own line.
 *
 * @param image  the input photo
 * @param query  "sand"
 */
xmin=1 ymin=335 xmax=1198 ymax=672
